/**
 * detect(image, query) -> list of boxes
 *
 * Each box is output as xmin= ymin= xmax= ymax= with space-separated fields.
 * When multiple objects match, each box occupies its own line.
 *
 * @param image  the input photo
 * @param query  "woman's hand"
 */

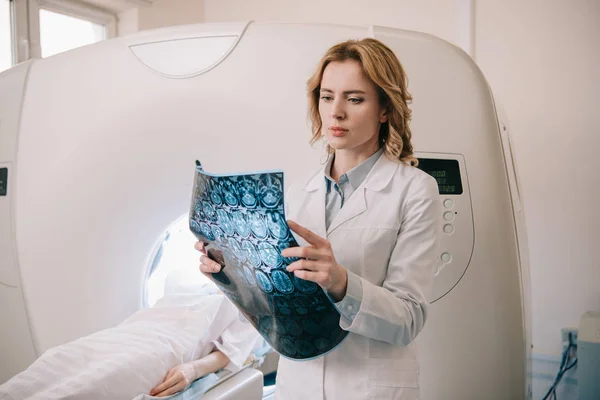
xmin=282 ymin=220 xmax=348 ymax=302
xmin=149 ymin=363 xmax=196 ymax=397
xmin=195 ymin=241 xmax=222 ymax=275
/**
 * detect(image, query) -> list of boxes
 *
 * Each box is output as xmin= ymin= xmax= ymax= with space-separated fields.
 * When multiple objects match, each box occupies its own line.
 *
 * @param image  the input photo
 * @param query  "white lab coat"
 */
xmin=275 ymin=153 xmax=441 ymax=400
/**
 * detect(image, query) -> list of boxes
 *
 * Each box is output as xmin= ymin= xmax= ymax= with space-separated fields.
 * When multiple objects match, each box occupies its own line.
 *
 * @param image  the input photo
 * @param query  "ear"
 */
xmin=379 ymin=108 xmax=388 ymax=123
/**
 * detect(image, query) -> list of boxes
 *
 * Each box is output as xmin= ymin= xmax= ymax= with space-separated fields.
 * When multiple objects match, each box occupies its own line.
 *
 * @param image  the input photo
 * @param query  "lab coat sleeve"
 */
xmin=335 ymin=174 xmax=441 ymax=346
xmin=211 ymin=313 xmax=262 ymax=373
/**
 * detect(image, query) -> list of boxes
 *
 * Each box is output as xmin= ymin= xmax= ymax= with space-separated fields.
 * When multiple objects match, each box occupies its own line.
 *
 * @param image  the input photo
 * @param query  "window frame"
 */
xmin=1 ymin=0 xmax=16 ymax=68
xmin=11 ymin=0 xmax=117 ymax=62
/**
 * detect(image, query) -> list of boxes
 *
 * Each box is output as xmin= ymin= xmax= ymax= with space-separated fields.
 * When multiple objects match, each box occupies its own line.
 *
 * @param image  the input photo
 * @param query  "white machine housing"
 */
xmin=0 ymin=21 xmax=532 ymax=399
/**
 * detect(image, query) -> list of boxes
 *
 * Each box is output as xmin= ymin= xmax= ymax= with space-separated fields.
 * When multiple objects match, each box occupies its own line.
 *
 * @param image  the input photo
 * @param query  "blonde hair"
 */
xmin=307 ymin=38 xmax=417 ymax=166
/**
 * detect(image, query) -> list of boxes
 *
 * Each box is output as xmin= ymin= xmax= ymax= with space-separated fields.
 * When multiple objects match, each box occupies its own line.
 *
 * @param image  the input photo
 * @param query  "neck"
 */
xmin=330 ymin=145 xmax=380 ymax=181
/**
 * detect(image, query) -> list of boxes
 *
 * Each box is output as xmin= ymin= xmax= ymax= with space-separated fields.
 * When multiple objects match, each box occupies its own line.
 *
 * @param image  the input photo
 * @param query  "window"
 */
xmin=3 ymin=0 xmax=118 ymax=69
xmin=0 ymin=0 xmax=12 ymax=72
xmin=39 ymin=8 xmax=105 ymax=58
xmin=26 ymin=0 xmax=116 ymax=59
xmin=145 ymin=214 xmax=217 ymax=308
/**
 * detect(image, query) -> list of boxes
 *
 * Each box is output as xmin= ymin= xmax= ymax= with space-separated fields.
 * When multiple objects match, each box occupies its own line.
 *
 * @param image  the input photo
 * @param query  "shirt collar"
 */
xmin=324 ymin=147 xmax=384 ymax=190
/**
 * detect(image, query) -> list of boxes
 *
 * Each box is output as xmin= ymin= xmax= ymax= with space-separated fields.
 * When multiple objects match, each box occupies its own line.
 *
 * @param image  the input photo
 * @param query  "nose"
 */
xmin=330 ymin=99 xmax=345 ymax=120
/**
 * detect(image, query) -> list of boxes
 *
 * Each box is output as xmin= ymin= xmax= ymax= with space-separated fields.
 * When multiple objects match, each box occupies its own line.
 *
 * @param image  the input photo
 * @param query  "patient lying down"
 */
xmin=0 ymin=293 xmax=262 ymax=400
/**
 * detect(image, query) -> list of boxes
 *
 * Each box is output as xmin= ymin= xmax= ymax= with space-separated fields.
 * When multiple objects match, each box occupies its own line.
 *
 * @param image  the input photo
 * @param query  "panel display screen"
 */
xmin=417 ymin=158 xmax=463 ymax=195
xmin=0 ymin=168 xmax=7 ymax=196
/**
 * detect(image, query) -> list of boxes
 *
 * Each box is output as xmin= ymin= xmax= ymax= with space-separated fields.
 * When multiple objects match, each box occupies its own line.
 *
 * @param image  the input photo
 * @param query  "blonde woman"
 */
xmin=198 ymin=38 xmax=441 ymax=400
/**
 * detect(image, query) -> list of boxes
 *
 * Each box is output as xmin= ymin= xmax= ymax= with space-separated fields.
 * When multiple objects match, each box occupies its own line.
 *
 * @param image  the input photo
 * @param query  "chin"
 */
xmin=327 ymin=136 xmax=351 ymax=150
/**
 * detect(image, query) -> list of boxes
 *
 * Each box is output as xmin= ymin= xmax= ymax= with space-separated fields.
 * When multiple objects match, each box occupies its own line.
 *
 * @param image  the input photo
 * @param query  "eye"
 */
xmin=320 ymin=95 xmax=333 ymax=102
xmin=348 ymin=97 xmax=363 ymax=104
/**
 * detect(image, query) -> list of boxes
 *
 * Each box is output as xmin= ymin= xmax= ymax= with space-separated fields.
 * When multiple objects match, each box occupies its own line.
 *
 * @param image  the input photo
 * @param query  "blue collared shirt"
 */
xmin=324 ymin=147 xmax=384 ymax=230
xmin=323 ymin=147 xmax=384 ymax=318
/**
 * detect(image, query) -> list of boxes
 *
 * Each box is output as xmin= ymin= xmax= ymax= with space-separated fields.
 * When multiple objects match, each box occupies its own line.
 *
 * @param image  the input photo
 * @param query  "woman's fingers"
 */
xmin=155 ymin=378 xmax=187 ymax=397
xmin=290 ymin=269 xmax=329 ymax=287
xmin=194 ymin=241 xmax=207 ymax=255
xmin=149 ymin=370 xmax=172 ymax=396
xmin=287 ymin=220 xmax=329 ymax=247
xmin=281 ymin=245 xmax=322 ymax=260
xmin=286 ymin=259 xmax=322 ymax=272
xmin=165 ymin=368 xmax=176 ymax=380
xmin=196 ymin=242 xmax=224 ymax=275
xmin=196 ymin=241 xmax=220 ymax=275
xmin=199 ymin=255 xmax=221 ymax=273
xmin=150 ymin=373 xmax=179 ymax=396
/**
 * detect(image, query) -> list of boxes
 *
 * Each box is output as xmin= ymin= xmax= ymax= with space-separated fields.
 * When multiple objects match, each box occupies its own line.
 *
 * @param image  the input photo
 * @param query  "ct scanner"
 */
xmin=0 ymin=21 xmax=532 ymax=399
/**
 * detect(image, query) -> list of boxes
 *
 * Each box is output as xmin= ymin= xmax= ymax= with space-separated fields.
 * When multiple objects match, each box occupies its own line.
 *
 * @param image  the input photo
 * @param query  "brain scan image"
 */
xmin=189 ymin=160 xmax=348 ymax=360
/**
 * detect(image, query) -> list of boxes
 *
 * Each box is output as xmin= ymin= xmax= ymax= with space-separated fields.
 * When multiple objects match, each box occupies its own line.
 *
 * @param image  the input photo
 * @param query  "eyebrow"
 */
xmin=320 ymin=88 xmax=366 ymax=95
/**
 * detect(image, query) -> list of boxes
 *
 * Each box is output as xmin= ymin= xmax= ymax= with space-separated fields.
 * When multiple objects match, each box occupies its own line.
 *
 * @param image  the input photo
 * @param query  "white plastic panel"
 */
xmin=0 ymin=62 xmax=31 ymax=286
xmin=203 ymin=368 xmax=263 ymax=400
xmin=124 ymin=21 xmax=249 ymax=78
xmin=0 ymin=63 xmax=37 ymax=383
xmin=0 ymin=284 xmax=37 ymax=384
xmin=0 ymin=163 xmax=18 ymax=287
xmin=0 ymin=63 xmax=31 ymax=162
xmin=497 ymin=104 xmax=533 ymax=397
xmin=129 ymin=35 xmax=239 ymax=78
xmin=123 ymin=21 xmax=249 ymax=46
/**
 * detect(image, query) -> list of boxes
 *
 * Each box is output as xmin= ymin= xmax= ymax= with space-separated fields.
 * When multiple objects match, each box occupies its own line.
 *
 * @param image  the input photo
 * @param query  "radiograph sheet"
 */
xmin=189 ymin=161 xmax=348 ymax=360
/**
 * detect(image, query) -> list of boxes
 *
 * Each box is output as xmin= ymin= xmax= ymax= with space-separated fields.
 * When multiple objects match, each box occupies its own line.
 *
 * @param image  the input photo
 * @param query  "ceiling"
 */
xmin=79 ymin=0 xmax=155 ymax=14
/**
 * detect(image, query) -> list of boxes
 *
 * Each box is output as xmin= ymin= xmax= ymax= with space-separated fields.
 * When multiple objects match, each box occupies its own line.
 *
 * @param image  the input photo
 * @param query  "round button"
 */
xmin=347 ymin=304 xmax=354 ymax=311
xmin=443 ymin=199 xmax=454 ymax=209
xmin=443 ymin=224 xmax=454 ymax=234
xmin=443 ymin=211 xmax=454 ymax=221
xmin=441 ymin=252 xmax=452 ymax=263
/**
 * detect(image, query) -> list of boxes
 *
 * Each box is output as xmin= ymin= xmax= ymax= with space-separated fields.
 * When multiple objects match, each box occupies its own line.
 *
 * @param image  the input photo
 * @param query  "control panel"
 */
xmin=416 ymin=152 xmax=474 ymax=302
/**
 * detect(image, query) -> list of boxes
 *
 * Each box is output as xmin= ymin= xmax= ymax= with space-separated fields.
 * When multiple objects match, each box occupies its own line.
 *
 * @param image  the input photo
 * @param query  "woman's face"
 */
xmin=318 ymin=60 xmax=387 ymax=156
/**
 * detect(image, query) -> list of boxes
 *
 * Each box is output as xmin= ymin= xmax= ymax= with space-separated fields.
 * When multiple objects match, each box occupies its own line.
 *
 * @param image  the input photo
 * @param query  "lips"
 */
xmin=329 ymin=127 xmax=348 ymax=137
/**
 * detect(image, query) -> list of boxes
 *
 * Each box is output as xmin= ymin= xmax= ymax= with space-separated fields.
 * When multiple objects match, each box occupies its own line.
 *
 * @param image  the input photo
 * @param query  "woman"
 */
xmin=197 ymin=38 xmax=441 ymax=400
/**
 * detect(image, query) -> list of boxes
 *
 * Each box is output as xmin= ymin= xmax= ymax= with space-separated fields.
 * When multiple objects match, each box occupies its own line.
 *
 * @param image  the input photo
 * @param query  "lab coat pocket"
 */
xmin=368 ymin=358 xmax=419 ymax=388
xmin=368 ymin=359 xmax=420 ymax=400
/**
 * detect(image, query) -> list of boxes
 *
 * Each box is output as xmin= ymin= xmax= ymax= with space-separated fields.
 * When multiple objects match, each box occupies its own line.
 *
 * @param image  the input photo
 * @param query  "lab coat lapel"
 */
xmin=326 ymin=187 xmax=367 ymax=235
xmin=301 ymin=169 xmax=328 ymax=240
xmin=326 ymin=154 xmax=399 ymax=236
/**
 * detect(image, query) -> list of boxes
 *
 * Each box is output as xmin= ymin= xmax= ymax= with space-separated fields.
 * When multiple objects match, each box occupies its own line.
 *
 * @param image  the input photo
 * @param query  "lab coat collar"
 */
xmin=302 ymin=153 xmax=400 ymax=235
xmin=304 ymin=152 xmax=399 ymax=193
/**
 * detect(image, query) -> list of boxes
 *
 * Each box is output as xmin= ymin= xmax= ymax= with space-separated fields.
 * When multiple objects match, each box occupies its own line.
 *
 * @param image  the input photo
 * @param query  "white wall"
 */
xmin=117 ymin=8 xmax=139 ymax=36
xmin=204 ymin=0 xmax=474 ymax=55
xmin=476 ymin=0 xmax=600 ymax=355
xmin=138 ymin=0 xmax=204 ymax=31
xmin=117 ymin=0 xmax=204 ymax=35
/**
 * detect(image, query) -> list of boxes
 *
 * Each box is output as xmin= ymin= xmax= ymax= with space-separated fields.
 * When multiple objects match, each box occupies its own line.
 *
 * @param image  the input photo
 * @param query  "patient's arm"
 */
xmin=149 ymin=350 xmax=230 ymax=397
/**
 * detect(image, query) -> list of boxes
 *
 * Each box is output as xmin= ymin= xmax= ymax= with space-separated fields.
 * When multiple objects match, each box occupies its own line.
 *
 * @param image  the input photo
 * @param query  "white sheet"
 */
xmin=0 ymin=293 xmax=261 ymax=400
